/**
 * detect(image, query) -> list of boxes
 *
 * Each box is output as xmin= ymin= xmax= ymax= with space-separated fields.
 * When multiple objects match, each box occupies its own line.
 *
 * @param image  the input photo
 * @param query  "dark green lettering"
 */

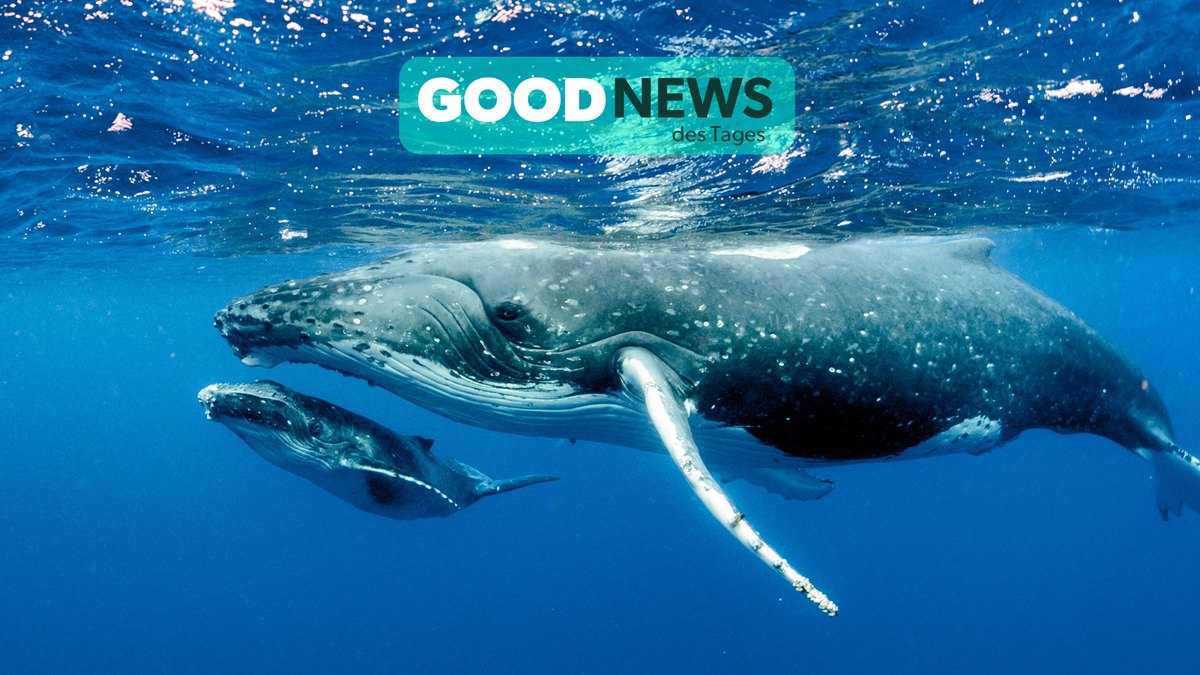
xmin=615 ymin=78 xmax=652 ymax=118
xmin=687 ymin=78 xmax=741 ymax=118
xmin=658 ymin=78 xmax=685 ymax=118
xmin=742 ymin=77 xmax=772 ymax=119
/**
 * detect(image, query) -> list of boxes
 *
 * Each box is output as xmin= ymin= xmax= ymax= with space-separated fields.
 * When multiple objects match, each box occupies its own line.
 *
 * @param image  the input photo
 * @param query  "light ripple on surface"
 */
xmin=2 ymin=0 xmax=1197 ymax=263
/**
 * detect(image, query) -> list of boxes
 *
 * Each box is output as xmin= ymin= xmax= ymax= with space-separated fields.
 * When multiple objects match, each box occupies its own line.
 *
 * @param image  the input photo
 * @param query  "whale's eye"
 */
xmin=493 ymin=301 xmax=525 ymax=322
xmin=309 ymin=421 xmax=324 ymax=436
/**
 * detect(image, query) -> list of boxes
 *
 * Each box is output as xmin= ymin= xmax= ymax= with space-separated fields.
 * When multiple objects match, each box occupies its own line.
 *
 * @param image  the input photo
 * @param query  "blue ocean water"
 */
xmin=2 ymin=1 xmax=1199 ymax=673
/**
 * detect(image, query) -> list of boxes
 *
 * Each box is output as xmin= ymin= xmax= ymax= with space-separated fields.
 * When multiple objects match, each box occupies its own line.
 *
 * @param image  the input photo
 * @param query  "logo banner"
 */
xmin=399 ymin=57 xmax=796 ymax=155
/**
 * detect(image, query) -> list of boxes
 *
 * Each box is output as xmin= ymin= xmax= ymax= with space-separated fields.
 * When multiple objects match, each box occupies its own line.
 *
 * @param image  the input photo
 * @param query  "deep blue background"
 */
xmin=2 ymin=229 xmax=1198 ymax=674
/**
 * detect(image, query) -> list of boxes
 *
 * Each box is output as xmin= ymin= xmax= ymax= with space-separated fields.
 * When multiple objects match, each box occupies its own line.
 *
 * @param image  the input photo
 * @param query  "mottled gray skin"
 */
xmin=199 ymin=380 xmax=558 ymax=520
xmin=212 ymin=238 xmax=1200 ymax=517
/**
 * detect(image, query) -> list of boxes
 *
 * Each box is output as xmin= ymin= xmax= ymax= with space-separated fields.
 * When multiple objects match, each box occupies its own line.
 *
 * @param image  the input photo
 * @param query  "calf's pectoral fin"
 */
xmin=615 ymin=346 xmax=838 ymax=616
xmin=345 ymin=458 xmax=461 ymax=510
xmin=1137 ymin=446 xmax=1200 ymax=520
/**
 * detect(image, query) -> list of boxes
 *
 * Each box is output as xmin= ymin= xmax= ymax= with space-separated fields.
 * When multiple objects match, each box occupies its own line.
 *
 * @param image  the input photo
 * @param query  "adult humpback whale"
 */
xmin=214 ymin=238 xmax=1200 ymax=614
xmin=199 ymin=380 xmax=558 ymax=520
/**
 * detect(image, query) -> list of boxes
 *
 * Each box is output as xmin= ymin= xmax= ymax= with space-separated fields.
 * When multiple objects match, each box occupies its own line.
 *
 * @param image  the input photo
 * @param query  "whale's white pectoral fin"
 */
xmin=1138 ymin=446 xmax=1200 ymax=520
xmin=616 ymin=347 xmax=838 ymax=616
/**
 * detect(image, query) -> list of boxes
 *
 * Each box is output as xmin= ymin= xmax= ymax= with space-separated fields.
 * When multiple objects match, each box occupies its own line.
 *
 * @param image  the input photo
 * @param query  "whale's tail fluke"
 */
xmin=1138 ymin=446 xmax=1200 ymax=520
xmin=488 ymin=473 xmax=562 ymax=495
xmin=446 ymin=458 xmax=560 ymax=499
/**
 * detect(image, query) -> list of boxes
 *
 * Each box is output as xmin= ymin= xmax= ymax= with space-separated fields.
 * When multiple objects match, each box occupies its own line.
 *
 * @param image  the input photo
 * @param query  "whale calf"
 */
xmin=214 ymin=238 xmax=1200 ymax=613
xmin=199 ymin=380 xmax=558 ymax=520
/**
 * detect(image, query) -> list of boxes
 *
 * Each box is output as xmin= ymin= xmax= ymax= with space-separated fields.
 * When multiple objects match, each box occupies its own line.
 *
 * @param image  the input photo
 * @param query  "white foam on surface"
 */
xmin=711 ymin=245 xmax=811 ymax=260
xmin=497 ymin=239 xmax=538 ymax=249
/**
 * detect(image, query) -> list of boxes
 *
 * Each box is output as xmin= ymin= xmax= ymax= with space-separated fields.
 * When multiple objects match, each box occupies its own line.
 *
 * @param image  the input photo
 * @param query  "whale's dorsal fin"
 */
xmin=866 ymin=237 xmax=995 ymax=263
xmin=940 ymin=237 xmax=995 ymax=262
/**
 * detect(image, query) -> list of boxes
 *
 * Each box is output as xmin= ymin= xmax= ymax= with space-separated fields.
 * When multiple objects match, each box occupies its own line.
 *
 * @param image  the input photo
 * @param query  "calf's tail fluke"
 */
xmin=489 ymin=474 xmax=562 ymax=495
xmin=446 ymin=458 xmax=560 ymax=497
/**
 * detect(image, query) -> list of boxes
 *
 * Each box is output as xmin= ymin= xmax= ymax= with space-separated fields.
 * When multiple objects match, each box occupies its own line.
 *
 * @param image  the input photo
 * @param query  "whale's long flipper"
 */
xmin=616 ymin=347 xmax=838 ymax=616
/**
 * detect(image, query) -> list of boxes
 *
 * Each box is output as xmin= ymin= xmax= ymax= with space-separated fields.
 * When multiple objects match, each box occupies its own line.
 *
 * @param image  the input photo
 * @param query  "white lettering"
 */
xmin=417 ymin=77 xmax=461 ymax=122
xmin=513 ymin=77 xmax=561 ymax=122
xmin=565 ymin=78 xmax=605 ymax=121
xmin=464 ymin=77 xmax=512 ymax=123
xmin=420 ymin=76 xmax=607 ymax=123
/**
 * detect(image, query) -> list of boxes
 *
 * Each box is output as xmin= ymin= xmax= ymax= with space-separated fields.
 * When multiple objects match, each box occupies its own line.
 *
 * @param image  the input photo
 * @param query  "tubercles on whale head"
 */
xmin=214 ymin=264 xmax=562 ymax=405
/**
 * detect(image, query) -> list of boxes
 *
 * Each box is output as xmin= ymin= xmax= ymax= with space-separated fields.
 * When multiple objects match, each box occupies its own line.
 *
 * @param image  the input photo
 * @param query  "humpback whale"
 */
xmin=213 ymin=238 xmax=1200 ymax=614
xmin=199 ymin=380 xmax=558 ymax=520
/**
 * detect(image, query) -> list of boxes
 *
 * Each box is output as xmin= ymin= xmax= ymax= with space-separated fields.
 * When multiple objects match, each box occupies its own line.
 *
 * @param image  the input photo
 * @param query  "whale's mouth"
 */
xmin=274 ymin=336 xmax=664 ymax=445
xmin=213 ymin=268 xmax=716 ymax=447
xmin=213 ymin=273 xmax=557 ymax=382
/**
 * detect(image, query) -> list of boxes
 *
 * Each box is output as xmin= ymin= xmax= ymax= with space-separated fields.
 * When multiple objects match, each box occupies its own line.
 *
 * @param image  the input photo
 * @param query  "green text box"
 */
xmin=399 ymin=57 xmax=796 ymax=155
